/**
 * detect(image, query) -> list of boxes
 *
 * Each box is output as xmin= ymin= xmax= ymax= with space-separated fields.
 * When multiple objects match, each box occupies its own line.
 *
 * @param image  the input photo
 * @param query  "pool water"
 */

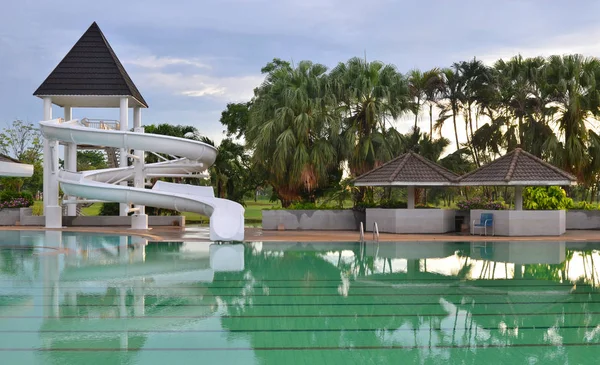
xmin=0 ymin=232 xmax=599 ymax=364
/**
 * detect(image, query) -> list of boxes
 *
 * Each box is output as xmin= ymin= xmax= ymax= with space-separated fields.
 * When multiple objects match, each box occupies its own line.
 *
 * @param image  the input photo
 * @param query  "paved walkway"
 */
xmin=2 ymin=225 xmax=600 ymax=242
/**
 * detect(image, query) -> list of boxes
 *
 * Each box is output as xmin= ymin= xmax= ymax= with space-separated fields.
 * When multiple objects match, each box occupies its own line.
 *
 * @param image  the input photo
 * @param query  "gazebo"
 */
xmin=353 ymin=151 xmax=460 ymax=233
xmin=457 ymin=148 xmax=577 ymax=236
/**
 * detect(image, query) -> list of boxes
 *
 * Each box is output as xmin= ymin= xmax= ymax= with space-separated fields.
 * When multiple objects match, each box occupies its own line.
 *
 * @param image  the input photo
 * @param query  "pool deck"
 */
xmin=2 ymin=225 xmax=600 ymax=242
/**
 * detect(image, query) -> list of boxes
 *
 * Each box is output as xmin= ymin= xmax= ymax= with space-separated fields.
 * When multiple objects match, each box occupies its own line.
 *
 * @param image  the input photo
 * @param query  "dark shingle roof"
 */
xmin=458 ymin=148 xmax=577 ymax=185
xmin=33 ymin=22 xmax=147 ymax=107
xmin=353 ymin=152 xmax=459 ymax=186
xmin=0 ymin=154 xmax=20 ymax=163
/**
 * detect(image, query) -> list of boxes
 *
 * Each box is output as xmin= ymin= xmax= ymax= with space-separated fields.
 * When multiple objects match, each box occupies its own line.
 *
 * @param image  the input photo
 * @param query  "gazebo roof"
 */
xmin=458 ymin=148 xmax=577 ymax=186
xmin=353 ymin=151 xmax=459 ymax=186
xmin=33 ymin=22 xmax=148 ymax=108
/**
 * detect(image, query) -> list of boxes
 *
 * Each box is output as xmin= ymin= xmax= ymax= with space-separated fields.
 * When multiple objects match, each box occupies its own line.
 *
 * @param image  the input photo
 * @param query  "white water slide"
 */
xmin=0 ymin=160 xmax=33 ymax=177
xmin=39 ymin=119 xmax=244 ymax=241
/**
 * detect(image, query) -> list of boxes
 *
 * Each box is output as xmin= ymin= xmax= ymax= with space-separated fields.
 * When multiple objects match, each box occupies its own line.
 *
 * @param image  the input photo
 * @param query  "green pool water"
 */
xmin=0 ymin=232 xmax=599 ymax=364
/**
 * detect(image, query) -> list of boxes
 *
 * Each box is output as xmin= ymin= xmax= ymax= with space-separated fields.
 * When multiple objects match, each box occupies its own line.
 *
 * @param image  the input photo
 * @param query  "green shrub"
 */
xmin=569 ymin=201 xmax=596 ymax=210
xmin=457 ymin=197 xmax=506 ymax=210
xmin=523 ymin=186 xmax=573 ymax=210
xmin=99 ymin=202 xmax=121 ymax=216
xmin=378 ymin=199 xmax=408 ymax=209
xmin=0 ymin=191 xmax=33 ymax=209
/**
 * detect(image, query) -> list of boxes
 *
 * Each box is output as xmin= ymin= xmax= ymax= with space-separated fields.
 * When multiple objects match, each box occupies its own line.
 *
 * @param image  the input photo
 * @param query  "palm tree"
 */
xmin=247 ymin=59 xmax=342 ymax=207
xmin=329 ymin=57 xmax=410 ymax=178
xmin=543 ymin=54 xmax=600 ymax=180
xmin=408 ymin=69 xmax=427 ymax=129
xmin=436 ymin=68 xmax=462 ymax=150
xmin=422 ymin=68 xmax=444 ymax=139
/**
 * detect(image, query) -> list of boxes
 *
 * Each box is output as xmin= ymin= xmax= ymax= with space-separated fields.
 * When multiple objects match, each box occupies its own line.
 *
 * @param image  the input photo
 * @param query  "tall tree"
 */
xmin=247 ymin=59 xmax=342 ymax=207
xmin=544 ymin=54 xmax=600 ymax=180
xmin=330 ymin=57 xmax=410 ymax=178
xmin=422 ymin=68 xmax=444 ymax=139
xmin=436 ymin=68 xmax=463 ymax=150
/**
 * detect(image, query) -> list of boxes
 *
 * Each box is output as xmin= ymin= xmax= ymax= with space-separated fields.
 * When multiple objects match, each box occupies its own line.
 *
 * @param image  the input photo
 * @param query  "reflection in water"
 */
xmin=0 ymin=233 xmax=600 ymax=364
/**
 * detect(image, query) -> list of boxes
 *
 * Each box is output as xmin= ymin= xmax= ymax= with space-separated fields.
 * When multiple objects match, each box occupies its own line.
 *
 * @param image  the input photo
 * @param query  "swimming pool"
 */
xmin=0 ymin=231 xmax=598 ymax=364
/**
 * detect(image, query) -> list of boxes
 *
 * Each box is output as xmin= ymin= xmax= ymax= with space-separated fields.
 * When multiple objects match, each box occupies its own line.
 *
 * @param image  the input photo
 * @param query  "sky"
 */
xmin=3 ymin=0 xmax=600 ymax=146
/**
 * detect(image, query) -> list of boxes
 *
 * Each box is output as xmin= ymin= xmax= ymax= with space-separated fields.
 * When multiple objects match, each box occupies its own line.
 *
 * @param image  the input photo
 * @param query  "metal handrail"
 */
xmin=81 ymin=118 xmax=120 ymax=130
xmin=373 ymin=222 xmax=380 ymax=243
xmin=359 ymin=222 xmax=365 ymax=243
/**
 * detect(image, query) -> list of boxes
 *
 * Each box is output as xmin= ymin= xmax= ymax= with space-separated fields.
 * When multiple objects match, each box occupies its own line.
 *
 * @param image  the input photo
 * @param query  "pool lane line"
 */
xmin=0 ymin=284 xmax=583 ymax=289
xmin=0 ymin=343 xmax=598 ymax=351
xmin=2 ymin=311 xmax=600 ymax=319
xmin=0 ymin=325 xmax=596 ymax=333
xmin=1 ymin=291 xmax=597 ymax=297
xmin=3 ymin=300 xmax=600 ymax=307
xmin=0 ymin=278 xmax=584 ymax=282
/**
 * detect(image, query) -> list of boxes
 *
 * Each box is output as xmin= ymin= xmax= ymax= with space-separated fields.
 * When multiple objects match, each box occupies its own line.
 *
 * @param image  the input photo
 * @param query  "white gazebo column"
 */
xmin=64 ymin=106 xmax=77 ymax=216
xmin=46 ymin=138 xmax=62 ymax=228
xmin=43 ymin=97 xmax=62 ymax=227
xmin=407 ymin=186 xmax=415 ymax=209
xmin=131 ymin=107 xmax=148 ymax=229
xmin=119 ymin=97 xmax=129 ymax=216
xmin=42 ymin=97 xmax=52 ymax=215
xmin=515 ymin=186 xmax=523 ymax=211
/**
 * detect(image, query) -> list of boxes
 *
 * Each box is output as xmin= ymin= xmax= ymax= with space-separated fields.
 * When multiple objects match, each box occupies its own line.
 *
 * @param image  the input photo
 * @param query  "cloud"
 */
xmin=460 ymin=25 xmax=600 ymax=66
xmin=136 ymin=71 xmax=263 ymax=101
xmin=125 ymin=55 xmax=211 ymax=69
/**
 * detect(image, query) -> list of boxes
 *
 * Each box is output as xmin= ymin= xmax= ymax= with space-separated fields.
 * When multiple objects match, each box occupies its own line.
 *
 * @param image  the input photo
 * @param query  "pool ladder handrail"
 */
xmin=373 ymin=222 xmax=380 ymax=243
xmin=359 ymin=222 xmax=365 ymax=243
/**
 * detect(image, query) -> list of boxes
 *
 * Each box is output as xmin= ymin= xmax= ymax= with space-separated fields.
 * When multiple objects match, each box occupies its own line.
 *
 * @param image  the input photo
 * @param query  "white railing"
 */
xmin=359 ymin=222 xmax=365 ymax=243
xmin=80 ymin=118 xmax=120 ymax=130
xmin=373 ymin=222 xmax=380 ymax=243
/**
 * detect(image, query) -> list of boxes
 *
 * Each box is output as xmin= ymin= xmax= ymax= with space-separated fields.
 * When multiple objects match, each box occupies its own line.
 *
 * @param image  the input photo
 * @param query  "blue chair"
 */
xmin=472 ymin=213 xmax=494 ymax=236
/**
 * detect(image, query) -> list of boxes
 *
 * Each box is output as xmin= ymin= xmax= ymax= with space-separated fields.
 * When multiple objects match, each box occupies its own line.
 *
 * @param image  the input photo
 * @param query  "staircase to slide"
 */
xmin=39 ymin=118 xmax=245 ymax=241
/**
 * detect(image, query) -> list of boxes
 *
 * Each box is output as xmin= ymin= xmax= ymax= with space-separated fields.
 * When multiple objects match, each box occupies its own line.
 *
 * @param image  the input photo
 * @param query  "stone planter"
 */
xmin=262 ymin=210 xmax=356 ymax=230
xmin=352 ymin=209 xmax=366 ymax=231
xmin=365 ymin=208 xmax=456 ymax=234
xmin=567 ymin=210 xmax=600 ymax=230
xmin=471 ymin=209 xmax=565 ymax=236
xmin=0 ymin=207 xmax=24 ymax=225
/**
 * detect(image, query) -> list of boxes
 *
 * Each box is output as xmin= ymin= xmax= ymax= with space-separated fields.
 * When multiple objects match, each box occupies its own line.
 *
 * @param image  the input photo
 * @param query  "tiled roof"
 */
xmin=353 ymin=152 xmax=459 ymax=186
xmin=33 ymin=22 xmax=148 ymax=107
xmin=458 ymin=148 xmax=577 ymax=185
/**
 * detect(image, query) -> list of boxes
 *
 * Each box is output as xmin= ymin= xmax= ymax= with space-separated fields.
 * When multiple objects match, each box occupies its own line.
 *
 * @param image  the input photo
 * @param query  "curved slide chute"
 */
xmin=39 ymin=119 xmax=244 ymax=241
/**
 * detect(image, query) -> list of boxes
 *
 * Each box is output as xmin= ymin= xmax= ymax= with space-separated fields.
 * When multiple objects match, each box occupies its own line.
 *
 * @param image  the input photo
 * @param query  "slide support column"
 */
xmin=119 ymin=97 xmax=129 ymax=216
xmin=131 ymin=106 xmax=148 ymax=229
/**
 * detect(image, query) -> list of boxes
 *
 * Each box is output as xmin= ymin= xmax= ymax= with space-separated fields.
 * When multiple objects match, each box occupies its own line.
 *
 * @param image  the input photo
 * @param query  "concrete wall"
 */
xmin=18 ymin=208 xmax=184 ymax=227
xmin=262 ymin=210 xmax=357 ymax=230
xmin=567 ymin=210 xmax=600 ymax=230
xmin=365 ymin=208 xmax=456 ymax=234
xmin=0 ymin=208 xmax=22 ymax=225
xmin=471 ymin=209 xmax=565 ymax=236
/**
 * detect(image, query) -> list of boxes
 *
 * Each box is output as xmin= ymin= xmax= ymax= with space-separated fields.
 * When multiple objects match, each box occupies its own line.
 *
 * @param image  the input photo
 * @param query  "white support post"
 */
xmin=131 ymin=106 xmax=148 ymax=229
xmin=64 ymin=106 xmax=77 ymax=216
xmin=42 ymin=97 xmax=52 ymax=216
xmin=515 ymin=186 xmax=523 ymax=211
xmin=43 ymin=97 xmax=61 ymax=227
xmin=119 ymin=97 xmax=129 ymax=216
xmin=407 ymin=186 xmax=415 ymax=209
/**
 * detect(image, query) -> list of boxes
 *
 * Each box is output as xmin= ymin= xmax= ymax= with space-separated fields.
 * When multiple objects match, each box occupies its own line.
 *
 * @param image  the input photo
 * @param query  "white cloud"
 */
xmin=125 ymin=55 xmax=211 ymax=69
xmin=466 ymin=25 xmax=600 ymax=65
xmin=136 ymin=71 xmax=263 ymax=102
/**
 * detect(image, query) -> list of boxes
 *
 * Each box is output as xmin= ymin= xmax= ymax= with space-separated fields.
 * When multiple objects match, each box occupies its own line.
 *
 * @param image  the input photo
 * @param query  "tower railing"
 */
xmin=80 ymin=118 xmax=120 ymax=130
